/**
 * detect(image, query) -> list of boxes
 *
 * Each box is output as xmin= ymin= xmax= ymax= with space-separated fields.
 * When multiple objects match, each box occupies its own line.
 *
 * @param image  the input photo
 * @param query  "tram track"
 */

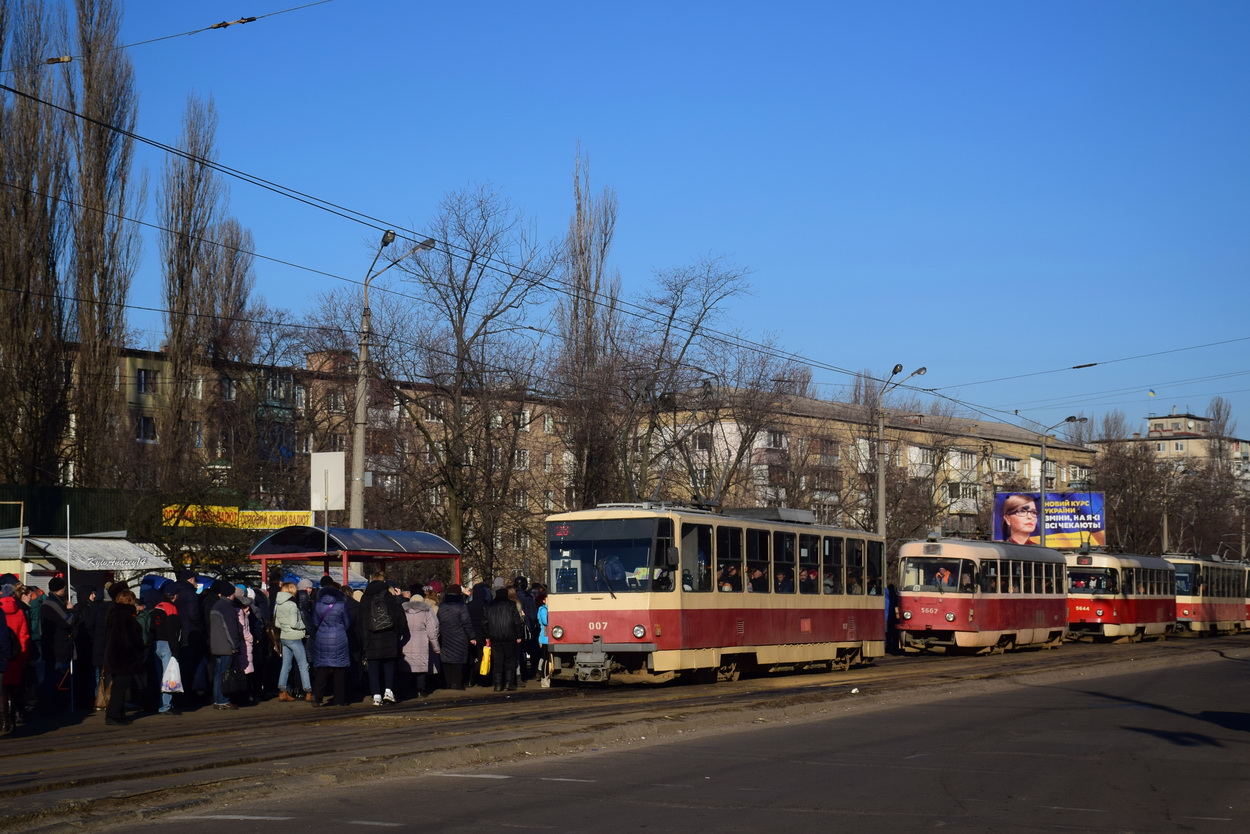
xmin=1 ymin=635 xmax=1242 ymax=830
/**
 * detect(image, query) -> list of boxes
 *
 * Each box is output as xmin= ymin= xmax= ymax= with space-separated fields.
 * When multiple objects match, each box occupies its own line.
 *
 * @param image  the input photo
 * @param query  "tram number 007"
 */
xmin=588 ymin=621 xmax=608 ymax=630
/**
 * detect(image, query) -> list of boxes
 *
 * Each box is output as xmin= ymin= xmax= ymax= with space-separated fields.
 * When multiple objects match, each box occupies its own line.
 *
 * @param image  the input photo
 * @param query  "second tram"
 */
xmin=897 ymin=538 xmax=1067 ymax=653
xmin=1165 ymin=556 xmax=1250 ymax=636
xmin=545 ymin=504 xmax=887 ymax=684
xmin=1064 ymin=552 xmax=1176 ymax=641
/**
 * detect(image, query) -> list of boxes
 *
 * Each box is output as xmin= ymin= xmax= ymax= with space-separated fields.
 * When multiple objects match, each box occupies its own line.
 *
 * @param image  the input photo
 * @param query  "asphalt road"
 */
xmin=112 ymin=647 xmax=1250 ymax=833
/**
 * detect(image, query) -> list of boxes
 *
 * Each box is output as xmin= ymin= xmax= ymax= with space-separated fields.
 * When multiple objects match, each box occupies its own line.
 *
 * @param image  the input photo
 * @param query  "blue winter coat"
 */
xmin=312 ymin=589 xmax=352 ymax=668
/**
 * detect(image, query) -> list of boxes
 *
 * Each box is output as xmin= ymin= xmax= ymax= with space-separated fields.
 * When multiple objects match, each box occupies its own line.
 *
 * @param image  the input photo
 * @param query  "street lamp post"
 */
xmin=1037 ymin=415 xmax=1087 ymax=548
xmin=876 ymin=364 xmax=927 ymax=538
xmin=350 ymin=231 xmax=436 ymax=529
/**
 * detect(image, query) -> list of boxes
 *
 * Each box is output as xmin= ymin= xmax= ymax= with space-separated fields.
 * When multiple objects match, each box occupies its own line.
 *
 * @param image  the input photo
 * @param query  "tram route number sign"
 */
xmin=992 ymin=491 xmax=1106 ymax=548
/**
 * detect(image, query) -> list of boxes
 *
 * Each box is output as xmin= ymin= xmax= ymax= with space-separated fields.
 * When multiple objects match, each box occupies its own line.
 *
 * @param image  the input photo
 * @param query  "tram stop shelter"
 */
xmin=248 ymin=525 xmax=461 ymax=587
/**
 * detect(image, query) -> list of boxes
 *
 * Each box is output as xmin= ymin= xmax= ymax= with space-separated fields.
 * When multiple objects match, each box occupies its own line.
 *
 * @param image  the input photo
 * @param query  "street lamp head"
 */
xmin=891 ymin=363 xmax=904 ymax=376
xmin=914 ymin=367 xmax=927 ymax=377
xmin=416 ymin=237 xmax=436 ymax=251
xmin=1064 ymin=415 xmax=1087 ymax=424
xmin=381 ymin=229 xmax=396 ymax=248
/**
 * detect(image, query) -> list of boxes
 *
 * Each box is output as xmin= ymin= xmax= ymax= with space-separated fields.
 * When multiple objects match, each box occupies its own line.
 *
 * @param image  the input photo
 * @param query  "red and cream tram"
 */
xmin=544 ymin=504 xmax=886 ymax=684
xmin=1064 ymin=552 xmax=1176 ymax=642
xmin=1164 ymin=556 xmax=1249 ymax=636
xmin=897 ymin=539 xmax=1067 ymax=653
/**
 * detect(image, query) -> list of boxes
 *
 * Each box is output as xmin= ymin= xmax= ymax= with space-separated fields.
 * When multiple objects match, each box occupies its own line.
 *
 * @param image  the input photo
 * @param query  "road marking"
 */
xmin=175 ymin=815 xmax=296 ymax=821
xmin=432 ymin=772 xmax=513 ymax=779
xmin=541 ymin=777 xmax=595 ymax=783
xmin=1178 ymin=817 xmax=1233 ymax=822
xmin=346 ymin=822 xmax=403 ymax=827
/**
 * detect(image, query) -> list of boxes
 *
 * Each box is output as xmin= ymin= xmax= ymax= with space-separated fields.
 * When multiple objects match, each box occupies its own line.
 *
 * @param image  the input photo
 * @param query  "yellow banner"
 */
xmin=162 ymin=505 xmax=310 ymax=530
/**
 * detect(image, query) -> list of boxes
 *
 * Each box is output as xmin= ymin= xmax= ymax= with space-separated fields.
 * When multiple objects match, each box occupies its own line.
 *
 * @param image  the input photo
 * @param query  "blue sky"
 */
xmin=103 ymin=1 xmax=1250 ymax=437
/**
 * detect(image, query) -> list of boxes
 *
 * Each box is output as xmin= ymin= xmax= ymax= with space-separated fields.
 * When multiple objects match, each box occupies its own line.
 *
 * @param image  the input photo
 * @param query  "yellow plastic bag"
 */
xmin=479 ymin=641 xmax=492 ymax=676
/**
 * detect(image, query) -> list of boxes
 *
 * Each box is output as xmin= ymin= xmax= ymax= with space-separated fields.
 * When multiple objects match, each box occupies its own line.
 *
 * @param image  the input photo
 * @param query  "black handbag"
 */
xmin=220 ymin=666 xmax=248 ymax=696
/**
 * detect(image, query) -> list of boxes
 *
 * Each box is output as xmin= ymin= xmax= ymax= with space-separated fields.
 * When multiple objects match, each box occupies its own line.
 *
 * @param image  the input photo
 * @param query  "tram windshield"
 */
xmin=901 ymin=557 xmax=977 ymax=593
xmin=1067 ymin=568 xmax=1118 ymax=594
xmin=1173 ymin=564 xmax=1196 ymax=595
xmin=547 ymin=519 xmax=670 ymax=594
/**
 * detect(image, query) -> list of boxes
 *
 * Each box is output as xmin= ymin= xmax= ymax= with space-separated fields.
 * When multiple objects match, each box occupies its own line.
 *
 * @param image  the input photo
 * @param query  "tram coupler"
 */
xmin=575 ymin=637 xmax=612 ymax=683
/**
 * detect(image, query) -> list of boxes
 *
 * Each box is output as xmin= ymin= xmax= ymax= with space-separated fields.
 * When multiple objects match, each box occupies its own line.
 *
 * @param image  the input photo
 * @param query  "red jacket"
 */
xmin=2 ymin=595 xmax=32 ymax=685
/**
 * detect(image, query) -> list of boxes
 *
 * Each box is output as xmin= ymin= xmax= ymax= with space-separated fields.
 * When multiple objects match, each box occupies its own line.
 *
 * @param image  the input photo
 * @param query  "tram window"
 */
xmin=774 ymin=532 xmax=796 ymax=593
xmin=1173 ymin=565 xmax=1193 ymax=595
xmin=867 ymin=540 xmax=884 ymax=595
xmin=823 ymin=536 xmax=845 ymax=594
xmin=1008 ymin=561 xmax=1022 ymax=594
xmin=799 ymin=534 xmax=820 ymax=594
xmin=715 ymin=526 xmax=743 ymax=592
xmin=651 ymin=519 xmax=676 ymax=592
xmin=847 ymin=540 xmax=865 ymax=595
xmin=745 ymin=528 xmax=770 ymax=593
xmin=681 ymin=523 xmax=713 ymax=593
xmin=902 ymin=557 xmax=977 ymax=593
xmin=981 ymin=560 xmax=999 ymax=593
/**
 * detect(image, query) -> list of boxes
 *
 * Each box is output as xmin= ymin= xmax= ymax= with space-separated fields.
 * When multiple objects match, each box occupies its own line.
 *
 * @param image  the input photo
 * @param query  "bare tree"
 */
xmin=552 ymin=150 xmax=625 ymax=508
xmin=368 ymin=185 xmax=555 ymax=582
xmin=0 ymin=0 xmax=72 ymax=486
xmin=62 ymin=0 xmax=142 ymax=487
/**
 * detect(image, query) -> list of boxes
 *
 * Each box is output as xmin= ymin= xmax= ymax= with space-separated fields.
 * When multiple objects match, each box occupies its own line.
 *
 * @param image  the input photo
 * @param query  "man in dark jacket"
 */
xmin=171 ymin=572 xmax=204 ymax=701
xmin=39 ymin=577 xmax=75 ymax=709
xmin=484 ymin=588 xmax=524 ymax=691
xmin=357 ymin=573 xmax=407 ymax=705
xmin=207 ymin=581 xmax=241 ymax=710
xmin=514 ymin=577 xmax=540 ymax=683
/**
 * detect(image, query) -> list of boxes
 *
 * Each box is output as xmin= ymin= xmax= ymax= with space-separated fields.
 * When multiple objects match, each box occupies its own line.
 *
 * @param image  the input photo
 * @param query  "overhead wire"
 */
xmin=0 ymin=1 xmax=339 ymax=75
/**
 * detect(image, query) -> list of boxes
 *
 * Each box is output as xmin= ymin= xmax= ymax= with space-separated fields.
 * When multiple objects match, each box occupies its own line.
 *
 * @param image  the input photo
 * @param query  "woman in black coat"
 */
xmin=103 ymin=589 xmax=146 ymax=726
xmin=436 ymin=586 xmax=477 ymax=691
xmin=356 ymin=578 xmax=408 ymax=705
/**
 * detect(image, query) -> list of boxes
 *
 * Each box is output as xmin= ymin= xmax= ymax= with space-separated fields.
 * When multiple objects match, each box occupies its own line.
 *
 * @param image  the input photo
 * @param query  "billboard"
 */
xmin=992 ymin=492 xmax=1105 ymax=549
xmin=162 ymin=504 xmax=312 ymax=529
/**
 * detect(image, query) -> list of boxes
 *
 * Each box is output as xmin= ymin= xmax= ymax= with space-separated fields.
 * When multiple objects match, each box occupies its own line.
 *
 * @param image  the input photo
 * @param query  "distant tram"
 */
xmin=897 ymin=538 xmax=1067 ymax=653
xmin=1064 ymin=552 xmax=1176 ymax=642
xmin=544 ymin=504 xmax=886 ymax=684
xmin=1164 ymin=556 xmax=1249 ymax=636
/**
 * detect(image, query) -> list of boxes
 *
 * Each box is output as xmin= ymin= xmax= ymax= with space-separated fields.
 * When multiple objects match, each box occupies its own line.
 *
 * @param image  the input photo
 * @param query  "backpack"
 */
xmin=367 ymin=592 xmax=394 ymax=632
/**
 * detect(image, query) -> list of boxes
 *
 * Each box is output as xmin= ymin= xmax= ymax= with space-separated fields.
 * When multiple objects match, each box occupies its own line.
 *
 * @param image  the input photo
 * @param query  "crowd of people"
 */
xmin=0 ymin=569 xmax=550 ymax=734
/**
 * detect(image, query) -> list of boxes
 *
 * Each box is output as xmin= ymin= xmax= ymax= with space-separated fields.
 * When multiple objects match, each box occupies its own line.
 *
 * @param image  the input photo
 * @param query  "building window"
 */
xmin=1156 ymin=442 xmax=1164 ymax=452
xmin=512 ymin=489 xmax=527 ymax=509
xmin=136 ymin=415 xmax=158 ymax=443
xmin=955 ymin=451 xmax=975 ymax=469
xmin=426 ymin=400 xmax=445 ymax=423
xmin=328 ymin=433 xmax=346 ymax=452
xmin=543 ymin=452 xmax=554 ymax=472
xmin=995 ymin=457 xmax=1018 ymax=473
xmin=519 ymin=409 xmax=531 ymax=431
xmin=543 ymin=490 xmax=555 ymax=511
xmin=544 ymin=413 xmax=556 ymax=434
xmin=1175 ymin=441 xmax=1185 ymax=452
xmin=295 ymin=385 xmax=306 ymax=411
xmin=514 ymin=530 xmax=530 ymax=551
xmin=328 ymin=391 xmax=346 ymax=413
xmin=190 ymin=420 xmax=203 ymax=448
xmin=693 ymin=432 xmax=712 ymax=452
xmin=221 ymin=377 xmax=237 ymax=402
xmin=916 ymin=447 xmax=936 ymax=465
xmin=513 ymin=449 xmax=530 ymax=471
xmin=138 ymin=368 xmax=159 ymax=395
xmin=491 ymin=410 xmax=503 ymax=429
xmin=764 ymin=430 xmax=787 ymax=450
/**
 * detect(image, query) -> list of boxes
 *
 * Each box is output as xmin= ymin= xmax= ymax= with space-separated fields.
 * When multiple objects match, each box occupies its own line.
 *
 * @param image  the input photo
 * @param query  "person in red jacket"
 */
xmin=1 ymin=583 xmax=33 ymax=736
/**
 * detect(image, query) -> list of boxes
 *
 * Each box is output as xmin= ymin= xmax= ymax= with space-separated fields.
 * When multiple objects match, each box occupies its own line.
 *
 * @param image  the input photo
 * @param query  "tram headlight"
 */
xmin=1095 ymin=608 xmax=1104 ymax=617
xmin=902 ymin=611 xmax=912 ymax=620
xmin=1181 ymin=609 xmax=1190 ymax=617
xmin=945 ymin=612 xmax=956 ymax=623
xmin=632 ymin=624 xmax=647 ymax=639
xmin=551 ymin=626 xmax=564 ymax=640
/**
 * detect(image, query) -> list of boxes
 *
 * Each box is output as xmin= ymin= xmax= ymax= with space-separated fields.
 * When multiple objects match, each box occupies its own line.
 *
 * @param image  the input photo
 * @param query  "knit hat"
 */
xmin=492 ymin=577 xmax=505 ymax=590
xmin=48 ymin=576 xmax=67 ymax=593
xmin=0 ymin=584 xmax=14 ymax=598
xmin=297 ymin=578 xmax=314 ymax=591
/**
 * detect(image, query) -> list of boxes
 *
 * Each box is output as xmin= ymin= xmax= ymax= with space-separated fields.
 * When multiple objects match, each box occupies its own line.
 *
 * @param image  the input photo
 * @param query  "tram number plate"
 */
xmin=920 ymin=607 xmax=938 ymax=614
xmin=589 ymin=621 xmax=608 ymax=630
